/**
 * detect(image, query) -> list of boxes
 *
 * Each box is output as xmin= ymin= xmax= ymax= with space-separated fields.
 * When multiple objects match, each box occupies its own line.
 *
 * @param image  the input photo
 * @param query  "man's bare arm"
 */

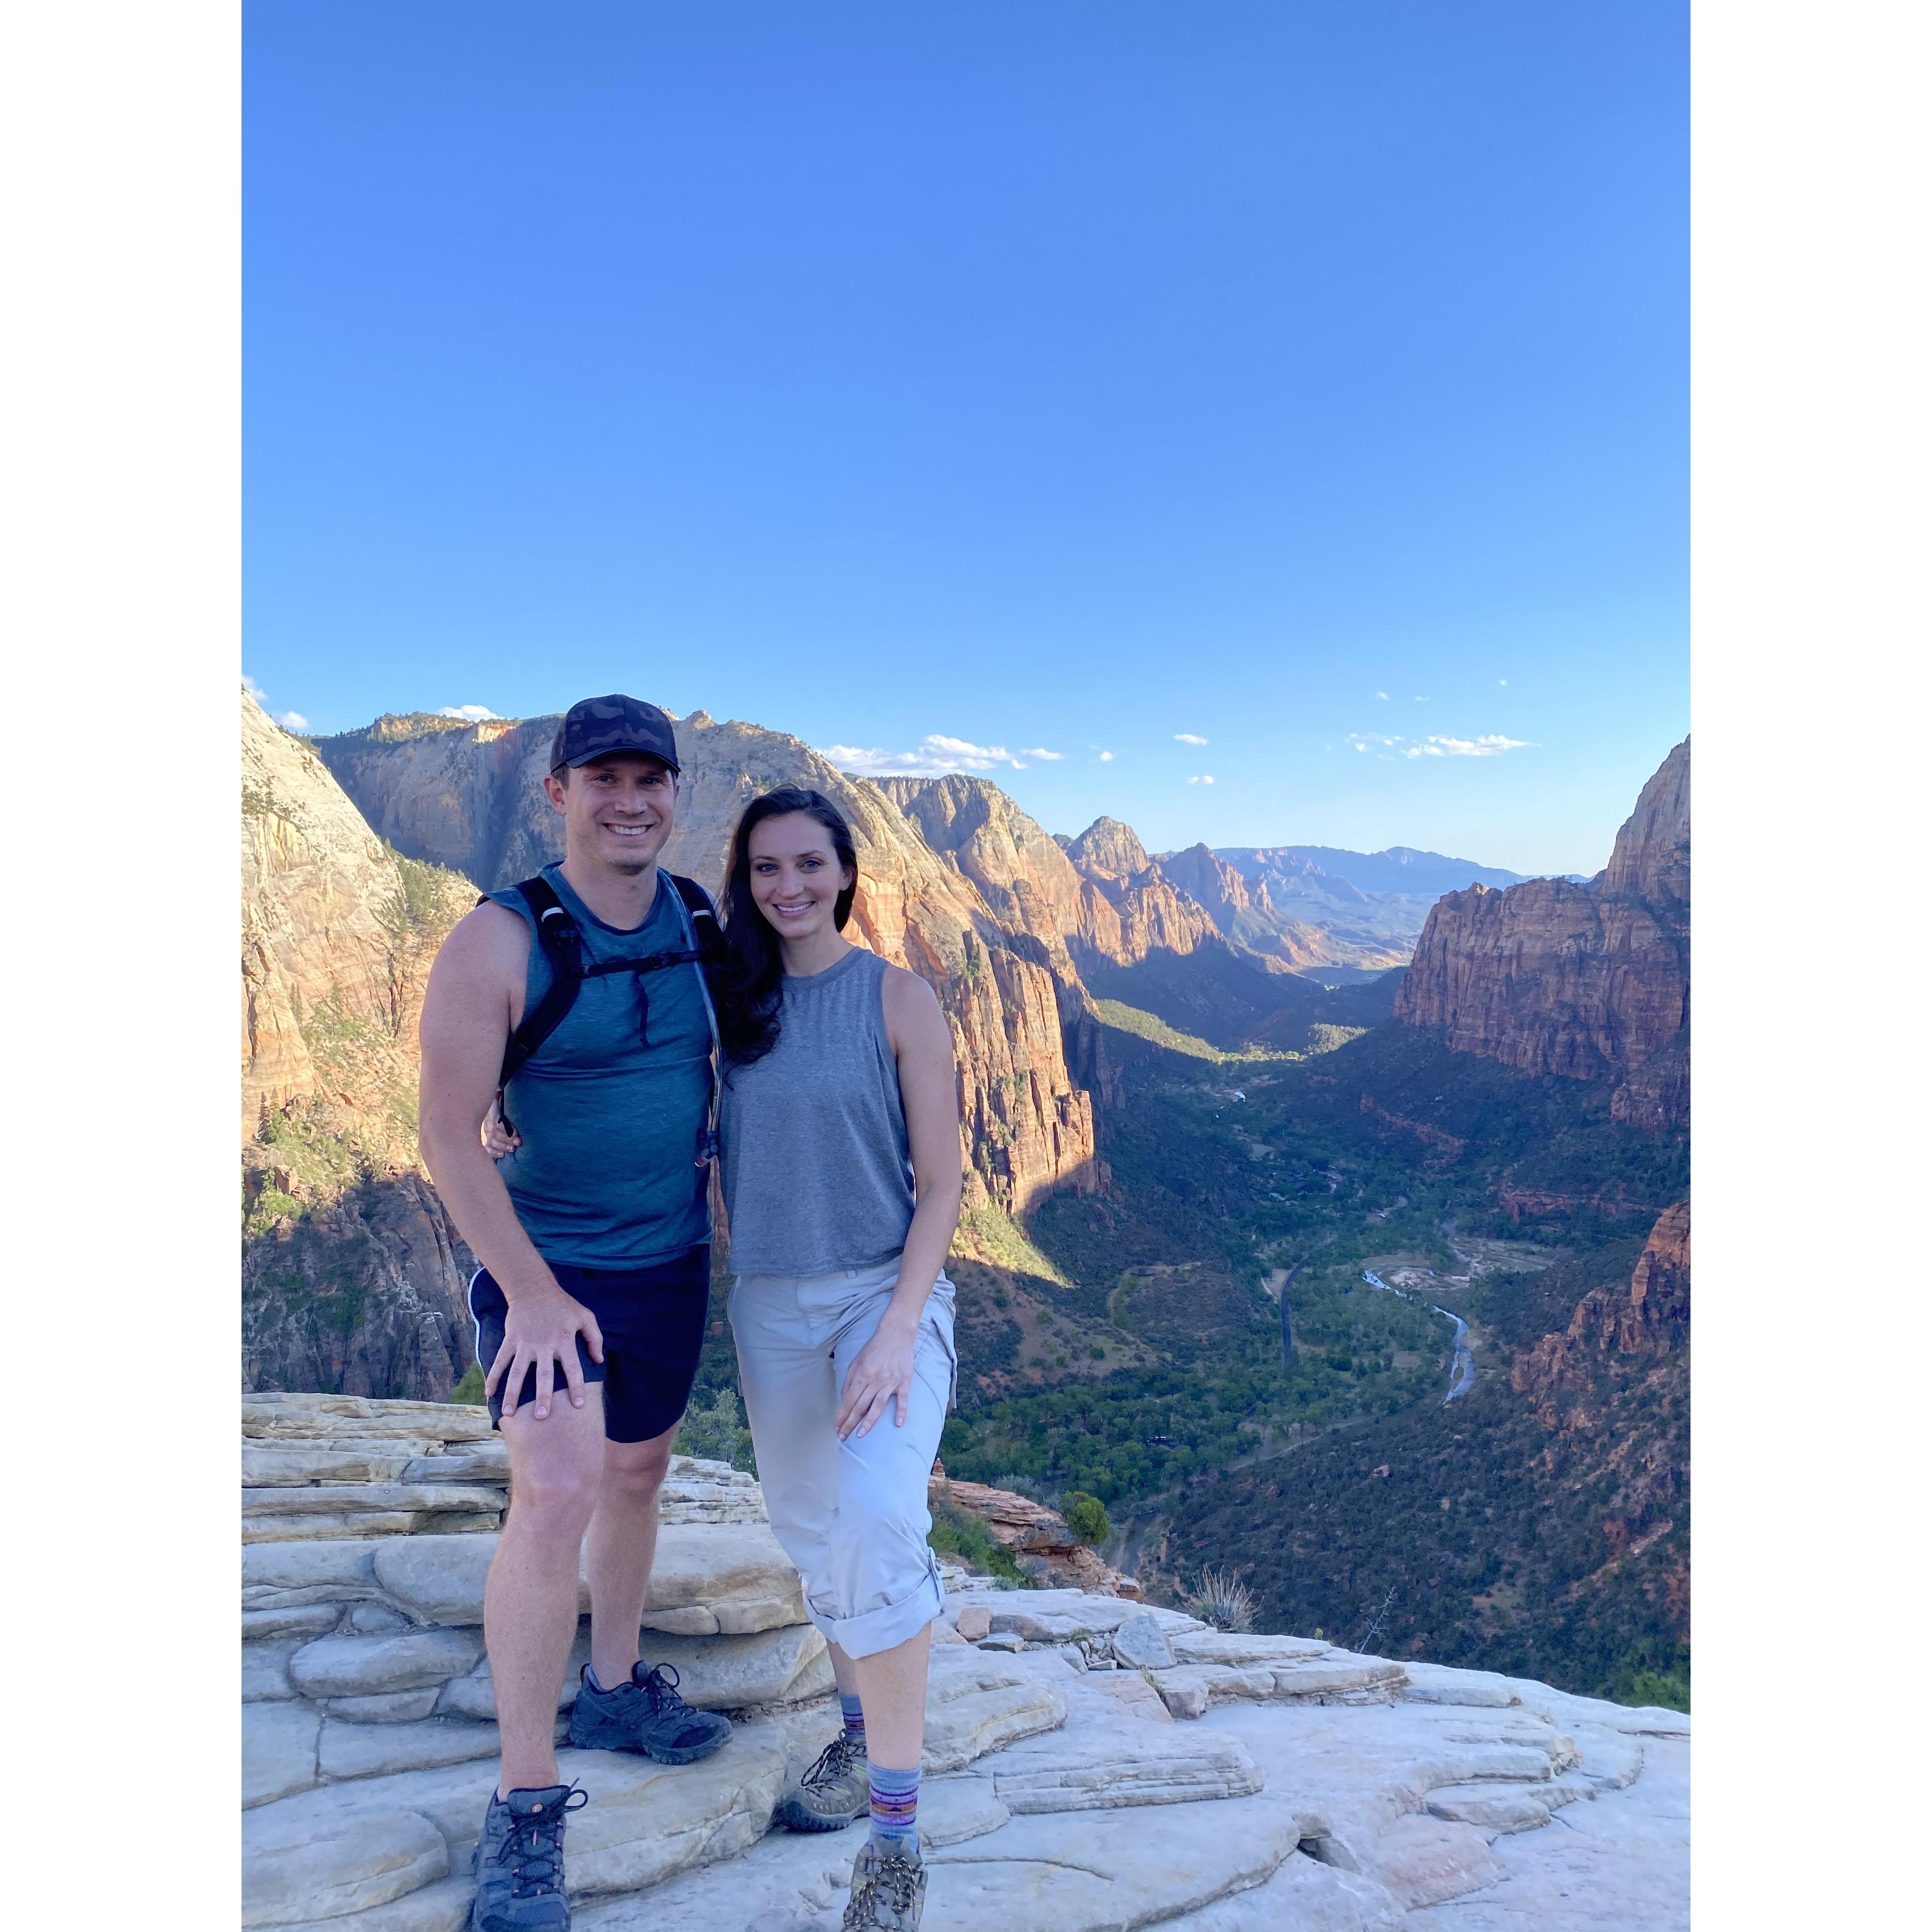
xmin=419 ymin=903 xmax=603 ymax=1419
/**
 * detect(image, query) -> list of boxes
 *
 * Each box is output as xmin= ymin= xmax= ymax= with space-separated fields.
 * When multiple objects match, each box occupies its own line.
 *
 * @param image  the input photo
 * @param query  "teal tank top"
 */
xmin=485 ymin=864 xmax=713 ymax=1268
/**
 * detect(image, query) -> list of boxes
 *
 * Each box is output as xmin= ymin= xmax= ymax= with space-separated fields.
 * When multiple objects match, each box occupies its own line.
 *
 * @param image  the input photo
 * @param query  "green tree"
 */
xmin=1060 ymin=1490 xmax=1110 ymax=1546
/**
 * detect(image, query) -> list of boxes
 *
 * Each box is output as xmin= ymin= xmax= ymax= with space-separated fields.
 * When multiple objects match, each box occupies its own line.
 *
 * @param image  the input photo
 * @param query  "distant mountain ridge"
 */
xmin=1212 ymin=844 xmax=1552 ymax=897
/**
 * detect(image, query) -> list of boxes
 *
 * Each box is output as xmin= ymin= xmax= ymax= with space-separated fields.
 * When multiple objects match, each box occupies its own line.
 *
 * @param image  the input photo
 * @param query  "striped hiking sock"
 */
xmin=840 ymin=1694 xmax=866 ymax=1743
xmin=867 ymin=1761 xmax=921 ymax=1849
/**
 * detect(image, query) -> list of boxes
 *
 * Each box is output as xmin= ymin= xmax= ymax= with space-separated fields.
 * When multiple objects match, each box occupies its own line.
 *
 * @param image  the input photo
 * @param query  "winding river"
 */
xmin=1361 ymin=1268 xmax=1475 ymax=1405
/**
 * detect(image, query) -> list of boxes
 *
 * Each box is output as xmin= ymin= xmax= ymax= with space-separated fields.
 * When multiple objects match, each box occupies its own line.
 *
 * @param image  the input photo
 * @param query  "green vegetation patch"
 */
xmin=1093 ymin=1000 xmax=1296 ymax=1065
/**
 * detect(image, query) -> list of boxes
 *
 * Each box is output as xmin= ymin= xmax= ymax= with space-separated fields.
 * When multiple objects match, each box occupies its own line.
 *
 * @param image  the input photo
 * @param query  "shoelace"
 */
xmin=800 ymin=1732 xmax=863 ymax=1789
xmin=638 ymin=1663 xmax=698 ymax=1718
xmin=500 ymin=1787 xmax=587 ymax=1898
xmin=851 ymin=1849 xmax=921 ymax=1924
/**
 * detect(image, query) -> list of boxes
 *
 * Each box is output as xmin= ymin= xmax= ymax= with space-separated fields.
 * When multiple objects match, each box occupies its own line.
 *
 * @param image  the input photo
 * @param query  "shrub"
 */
xmin=1060 ymin=1490 xmax=1111 ymax=1546
xmin=1187 ymin=1566 xmax=1257 ymax=1633
xmin=674 ymin=1388 xmax=756 ymax=1473
xmin=450 ymin=1362 xmax=486 ymax=1405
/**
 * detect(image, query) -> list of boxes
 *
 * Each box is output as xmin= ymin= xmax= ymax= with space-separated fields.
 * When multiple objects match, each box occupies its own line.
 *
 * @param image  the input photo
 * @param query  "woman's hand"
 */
xmin=836 ymin=1320 xmax=919 ymax=1439
xmin=482 ymin=1116 xmax=521 ymax=1160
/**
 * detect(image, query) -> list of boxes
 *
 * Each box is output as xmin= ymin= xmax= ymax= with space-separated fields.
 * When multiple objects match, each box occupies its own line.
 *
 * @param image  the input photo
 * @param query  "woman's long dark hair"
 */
xmin=715 ymin=788 xmax=859 ymax=1067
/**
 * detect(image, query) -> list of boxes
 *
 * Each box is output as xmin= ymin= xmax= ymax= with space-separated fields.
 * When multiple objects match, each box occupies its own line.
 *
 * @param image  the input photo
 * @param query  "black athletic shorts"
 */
xmin=466 ymin=1244 xmax=710 ymax=1444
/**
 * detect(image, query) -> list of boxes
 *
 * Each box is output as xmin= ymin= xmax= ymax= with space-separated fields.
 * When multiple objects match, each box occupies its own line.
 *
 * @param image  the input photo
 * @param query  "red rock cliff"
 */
xmin=1394 ymin=740 xmax=1689 ymax=1126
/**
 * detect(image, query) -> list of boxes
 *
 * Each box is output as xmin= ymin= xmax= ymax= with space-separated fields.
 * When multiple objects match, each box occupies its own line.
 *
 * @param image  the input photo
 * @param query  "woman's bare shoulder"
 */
xmin=877 ymin=959 xmax=942 ymax=1009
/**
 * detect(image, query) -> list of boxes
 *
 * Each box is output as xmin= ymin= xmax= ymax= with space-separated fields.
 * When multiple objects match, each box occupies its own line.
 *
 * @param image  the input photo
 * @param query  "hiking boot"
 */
xmin=469 ymin=1783 xmax=586 ymax=1932
xmin=778 ymin=1730 xmax=869 ymax=1832
xmin=842 ymin=1837 xmax=927 ymax=1931
xmin=565 ymin=1662 xmax=732 ymax=1764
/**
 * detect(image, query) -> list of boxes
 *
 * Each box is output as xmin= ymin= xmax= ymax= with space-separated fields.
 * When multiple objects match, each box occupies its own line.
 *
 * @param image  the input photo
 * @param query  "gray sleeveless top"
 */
xmin=718 ymin=948 xmax=916 ymax=1277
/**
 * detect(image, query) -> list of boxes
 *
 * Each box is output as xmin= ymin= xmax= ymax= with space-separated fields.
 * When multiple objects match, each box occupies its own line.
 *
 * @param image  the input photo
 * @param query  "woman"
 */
xmin=712 ymin=786 xmax=962 ymax=1932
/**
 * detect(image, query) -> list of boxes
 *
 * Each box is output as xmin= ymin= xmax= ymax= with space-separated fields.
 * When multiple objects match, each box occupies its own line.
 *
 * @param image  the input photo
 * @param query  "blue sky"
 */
xmin=244 ymin=1 xmax=1686 ymax=875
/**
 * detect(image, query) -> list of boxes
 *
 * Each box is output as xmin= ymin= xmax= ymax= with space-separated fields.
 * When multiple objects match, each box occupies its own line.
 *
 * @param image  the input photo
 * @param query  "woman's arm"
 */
xmin=833 ymin=965 xmax=965 ymax=1439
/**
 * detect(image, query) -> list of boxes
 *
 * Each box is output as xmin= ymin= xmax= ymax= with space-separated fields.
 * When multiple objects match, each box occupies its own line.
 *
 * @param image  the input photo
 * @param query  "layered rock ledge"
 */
xmin=242 ymin=1396 xmax=1688 ymax=1931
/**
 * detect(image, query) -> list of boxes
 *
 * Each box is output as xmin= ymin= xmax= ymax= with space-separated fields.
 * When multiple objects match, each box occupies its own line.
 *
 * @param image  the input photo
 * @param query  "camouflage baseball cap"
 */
xmin=549 ymin=694 xmax=680 ymax=774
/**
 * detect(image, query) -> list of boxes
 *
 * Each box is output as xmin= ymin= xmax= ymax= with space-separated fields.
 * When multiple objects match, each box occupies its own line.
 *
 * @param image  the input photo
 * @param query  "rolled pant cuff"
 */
xmin=807 ymin=1561 xmax=946 ymax=1660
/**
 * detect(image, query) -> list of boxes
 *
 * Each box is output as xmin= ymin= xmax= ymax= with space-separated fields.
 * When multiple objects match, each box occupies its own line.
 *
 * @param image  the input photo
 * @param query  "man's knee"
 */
xmin=603 ymin=1432 xmax=675 ymax=1502
xmin=505 ymin=1438 xmax=605 ymax=1535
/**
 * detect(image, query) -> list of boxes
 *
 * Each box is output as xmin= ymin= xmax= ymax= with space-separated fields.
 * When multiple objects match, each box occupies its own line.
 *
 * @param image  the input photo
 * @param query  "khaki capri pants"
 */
xmin=729 ymin=1259 xmax=957 ymax=1659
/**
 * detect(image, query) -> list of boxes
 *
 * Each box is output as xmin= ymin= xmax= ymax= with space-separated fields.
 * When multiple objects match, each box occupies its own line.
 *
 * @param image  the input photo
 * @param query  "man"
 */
xmin=420 ymin=694 xmax=731 ymax=1932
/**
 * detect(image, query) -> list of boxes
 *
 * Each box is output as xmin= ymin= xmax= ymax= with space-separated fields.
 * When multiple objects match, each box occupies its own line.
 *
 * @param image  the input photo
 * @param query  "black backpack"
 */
xmin=485 ymin=872 xmax=724 ymax=1146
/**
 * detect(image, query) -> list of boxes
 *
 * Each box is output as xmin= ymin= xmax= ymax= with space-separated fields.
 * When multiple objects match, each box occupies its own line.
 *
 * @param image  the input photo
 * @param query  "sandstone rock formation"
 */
xmin=242 ymin=1396 xmax=1688 ymax=1932
xmin=1394 ymin=741 xmax=1689 ymax=1127
xmin=242 ymin=690 xmax=481 ymax=1398
xmin=928 ymin=1472 xmax=1140 ymax=1597
xmin=1513 ymin=1203 xmax=1690 ymax=1424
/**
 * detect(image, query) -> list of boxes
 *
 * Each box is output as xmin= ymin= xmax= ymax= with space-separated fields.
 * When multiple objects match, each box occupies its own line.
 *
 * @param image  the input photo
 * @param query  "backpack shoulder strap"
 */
xmin=495 ymin=876 xmax=587 ymax=1107
xmin=667 ymin=874 xmax=722 ymax=954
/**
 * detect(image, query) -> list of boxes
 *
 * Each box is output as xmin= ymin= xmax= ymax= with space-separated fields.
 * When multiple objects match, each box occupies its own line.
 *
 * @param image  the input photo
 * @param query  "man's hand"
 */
xmin=836 ymin=1320 xmax=918 ymax=1440
xmin=487 ymin=1284 xmax=606 ymax=1422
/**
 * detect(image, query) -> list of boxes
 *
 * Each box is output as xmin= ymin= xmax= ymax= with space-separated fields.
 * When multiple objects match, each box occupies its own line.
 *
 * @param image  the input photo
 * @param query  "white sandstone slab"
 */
xmin=964 ymin=1708 xmax=1264 ymax=1811
xmin=243 ymin=1802 xmax=447 ymax=1928
xmin=245 ymin=1484 xmax=507 ymax=1518
xmin=922 ymin=1651 xmax=1068 ymax=1773
xmin=245 ymin=1604 xmax=348 ymax=1642
xmin=1360 ymin=1814 xmax=1509 ymax=1910
xmin=1168 ymin=1631 xmax=1333 ymax=1668
xmin=1406 ymin=1735 xmax=1689 ymax=1932
xmin=244 ymin=1540 xmax=381 ymax=1608
xmin=369 ymin=1523 xmax=805 ymax=1632
xmin=1109 ymin=1609 xmax=1176 ymax=1668
xmin=640 ymin=1623 xmax=831 ymax=1710
xmin=243 ymin=1637 xmax=303 ymax=1703
xmin=1398 ymin=1660 xmax=1521 ymax=1707
xmin=265 ymin=1875 xmax=473 ymax=1932
xmin=402 ymin=1450 xmax=511 ymax=1484
xmin=244 ymin=1447 xmax=420 ymax=1486
xmin=291 ymin=1627 xmax=485 ymax=1698
xmin=325 ymin=1689 xmax=445 ymax=1724
xmin=1161 ymin=1851 xmax=1408 ymax=1932
xmin=244 ymin=1700 xmax=322 ymax=1808
xmin=318 ymin=1716 xmax=503 ymax=1782
xmin=1424 ymin=1782 xmax=1556 ymax=1833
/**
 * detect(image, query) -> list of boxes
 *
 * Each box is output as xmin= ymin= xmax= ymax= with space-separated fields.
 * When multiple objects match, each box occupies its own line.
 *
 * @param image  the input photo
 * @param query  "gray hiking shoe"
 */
xmin=566 ymin=1662 xmax=732 ymax=1764
xmin=470 ymin=1783 xmax=585 ymax=1932
xmin=778 ymin=1730 xmax=869 ymax=1832
xmin=842 ymin=1837 xmax=927 ymax=1931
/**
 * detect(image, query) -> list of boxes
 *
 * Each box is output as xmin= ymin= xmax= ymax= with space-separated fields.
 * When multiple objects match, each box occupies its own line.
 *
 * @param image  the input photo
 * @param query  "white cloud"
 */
xmin=1094 ymin=750 xmax=1116 ymax=762
xmin=1349 ymin=730 xmax=1531 ymax=761
xmin=1401 ymin=734 xmax=1532 ymax=759
xmin=1498 ymin=678 xmax=1508 ymax=686
xmin=243 ymin=673 xmax=267 ymax=700
xmin=438 ymin=704 xmax=498 ymax=722
xmin=274 ymin=710 xmax=310 ymax=732
xmin=1018 ymin=747 xmax=1064 ymax=761
xmin=1374 ymin=691 xmax=1390 ymax=701
xmin=1174 ymin=732 xmax=1208 ymax=745
xmin=1186 ymin=774 xmax=1216 ymax=785
xmin=820 ymin=734 xmax=1038 ymax=777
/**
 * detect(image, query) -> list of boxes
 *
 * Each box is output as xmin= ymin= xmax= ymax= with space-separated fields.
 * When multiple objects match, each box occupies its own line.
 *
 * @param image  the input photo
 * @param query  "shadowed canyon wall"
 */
xmin=242 ymin=691 xmax=481 ymax=1397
